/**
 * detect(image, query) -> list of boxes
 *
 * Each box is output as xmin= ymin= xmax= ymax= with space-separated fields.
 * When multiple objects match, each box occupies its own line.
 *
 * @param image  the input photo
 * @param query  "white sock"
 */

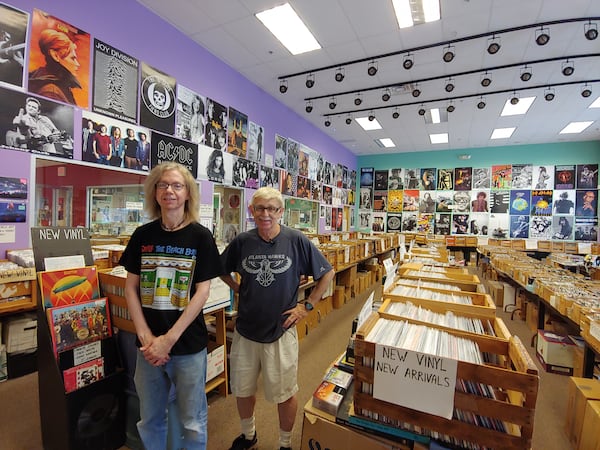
xmin=279 ymin=429 xmax=292 ymax=448
xmin=241 ymin=416 xmax=255 ymax=439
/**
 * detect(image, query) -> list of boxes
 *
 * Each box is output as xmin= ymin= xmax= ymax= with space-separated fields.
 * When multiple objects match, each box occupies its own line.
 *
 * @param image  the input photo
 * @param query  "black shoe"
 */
xmin=229 ymin=433 xmax=257 ymax=450
xmin=279 ymin=447 xmax=291 ymax=450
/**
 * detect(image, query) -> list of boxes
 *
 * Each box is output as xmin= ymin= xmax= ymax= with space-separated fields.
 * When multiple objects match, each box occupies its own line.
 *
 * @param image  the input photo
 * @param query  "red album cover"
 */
xmin=47 ymin=297 xmax=112 ymax=356
xmin=38 ymin=266 xmax=100 ymax=309
xmin=63 ymin=357 xmax=104 ymax=393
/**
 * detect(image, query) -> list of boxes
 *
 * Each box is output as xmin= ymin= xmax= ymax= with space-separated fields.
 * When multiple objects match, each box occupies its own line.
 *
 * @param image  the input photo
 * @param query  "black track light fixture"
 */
xmin=585 ymin=21 xmax=598 ymax=40
xmin=354 ymin=94 xmax=362 ymax=106
xmin=368 ymin=111 xmax=375 ymax=122
xmin=324 ymin=119 xmax=331 ymax=127
xmin=442 ymin=44 xmax=455 ymax=63
xmin=477 ymin=97 xmax=486 ymax=110
xmin=305 ymin=101 xmax=313 ymax=113
xmin=334 ymin=67 xmax=345 ymax=82
xmin=562 ymin=60 xmax=575 ymax=76
xmin=279 ymin=79 xmax=288 ymax=94
xmin=305 ymin=73 xmax=315 ymax=88
xmin=487 ymin=35 xmax=501 ymax=55
xmin=392 ymin=109 xmax=400 ymax=119
xmin=328 ymin=96 xmax=337 ymax=110
xmin=367 ymin=60 xmax=378 ymax=76
xmin=382 ymin=89 xmax=391 ymax=102
xmin=446 ymin=102 xmax=455 ymax=113
xmin=544 ymin=87 xmax=555 ymax=102
xmin=510 ymin=92 xmax=520 ymax=105
xmin=418 ymin=105 xmax=426 ymax=116
xmin=535 ymin=27 xmax=550 ymax=46
xmin=481 ymin=72 xmax=492 ymax=87
xmin=520 ymin=66 xmax=532 ymax=82
xmin=403 ymin=53 xmax=414 ymax=70
xmin=581 ymin=84 xmax=592 ymax=98
xmin=345 ymin=115 xmax=352 ymax=125
xmin=445 ymin=78 xmax=455 ymax=93
xmin=412 ymin=85 xmax=421 ymax=98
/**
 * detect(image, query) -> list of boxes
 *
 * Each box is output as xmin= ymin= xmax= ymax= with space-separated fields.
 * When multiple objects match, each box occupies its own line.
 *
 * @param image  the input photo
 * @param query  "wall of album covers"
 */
xmin=358 ymin=163 xmax=598 ymax=242
xmin=0 ymin=0 xmax=357 ymax=254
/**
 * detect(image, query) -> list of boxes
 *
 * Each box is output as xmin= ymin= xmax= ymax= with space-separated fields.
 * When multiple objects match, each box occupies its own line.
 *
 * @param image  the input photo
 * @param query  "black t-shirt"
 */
xmin=119 ymin=220 xmax=224 ymax=355
xmin=221 ymin=226 xmax=332 ymax=343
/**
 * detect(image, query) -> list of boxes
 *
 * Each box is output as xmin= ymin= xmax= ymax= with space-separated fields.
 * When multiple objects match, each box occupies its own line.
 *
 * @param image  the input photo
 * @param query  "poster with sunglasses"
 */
xmin=150 ymin=131 xmax=198 ymax=178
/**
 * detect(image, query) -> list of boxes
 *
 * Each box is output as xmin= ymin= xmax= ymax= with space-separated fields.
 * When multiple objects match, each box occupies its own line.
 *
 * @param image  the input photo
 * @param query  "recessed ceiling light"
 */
xmin=324 ymin=119 xmax=331 ymax=127
xmin=345 ymin=116 xmax=352 ymax=125
xmin=501 ymin=96 xmax=535 ymax=116
xmin=559 ymin=121 xmax=593 ymax=134
xmin=403 ymin=53 xmax=414 ymax=69
xmin=535 ymin=27 xmax=550 ymax=46
xmin=392 ymin=0 xmax=440 ymax=28
xmin=430 ymin=133 xmax=448 ymax=144
xmin=356 ymin=116 xmax=382 ymax=130
xmin=256 ymin=3 xmax=321 ymax=55
xmin=334 ymin=67 xmax=345 ymax=82
xmin=491 ymin=127 xmax=515 ymax=139
xmin=487 ymin=36 xmax=501 ymax=54
xmin=392 ymin=109 xmax=400 ymax=119
xmin=378 ymin=138 xmax=395 ymax=148
xmin=544 ymin=87 xmax=555 ymax=101
xmin=585 ymin=21 xmax=598 ymax=40
xmin=581 ymin=85 xmax=592 ymax=98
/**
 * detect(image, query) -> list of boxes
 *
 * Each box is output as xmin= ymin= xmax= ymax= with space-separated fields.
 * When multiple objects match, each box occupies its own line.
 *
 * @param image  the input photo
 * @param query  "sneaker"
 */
xmin=229 ymin=433 xmax=257 ymax=450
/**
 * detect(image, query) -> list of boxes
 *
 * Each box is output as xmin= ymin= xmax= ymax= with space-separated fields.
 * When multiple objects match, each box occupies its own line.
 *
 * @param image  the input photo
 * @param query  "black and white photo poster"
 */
xmin=140 ymin=62 xmax=176 ymax=134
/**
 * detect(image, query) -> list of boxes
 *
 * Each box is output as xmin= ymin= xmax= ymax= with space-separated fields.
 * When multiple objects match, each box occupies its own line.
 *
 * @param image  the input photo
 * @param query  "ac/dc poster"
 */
xmin=92 ymin=39 xmax=139 ymax=123
xmin=0 ymin=86 xmax=74 ymax=158
xmin=0 ymin=3 xmax=28 ymax=88
xmin=150 ymin=131 xmax=198 ymax=178
xmin=555 ymin=165 xmax=575 ymax=190
xmin=28 ymin=9 xmax=90 ymax=108
xmin=140 ymin=62 xmax=176 ymax=135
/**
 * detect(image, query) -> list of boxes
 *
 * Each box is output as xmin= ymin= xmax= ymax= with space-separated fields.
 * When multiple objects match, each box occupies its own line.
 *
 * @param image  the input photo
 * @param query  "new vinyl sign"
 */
xmin=373 ymin=344 xmax=458 ymax=419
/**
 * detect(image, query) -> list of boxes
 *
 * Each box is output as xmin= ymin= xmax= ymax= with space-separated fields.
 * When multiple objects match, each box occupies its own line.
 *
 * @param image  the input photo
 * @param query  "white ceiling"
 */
xmin=138 ymin=0 xmax=600 ymax=156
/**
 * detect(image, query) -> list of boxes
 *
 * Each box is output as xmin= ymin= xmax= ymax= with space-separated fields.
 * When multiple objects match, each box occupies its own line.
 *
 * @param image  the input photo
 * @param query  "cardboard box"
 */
xmin=536 ymin=329 xmax=576 ymax=369
xmin=565 ymin=377 xmax=600 ymax=449
xmin=206 ymin=344 xmax=225 ymax=382
xmin=579 ymin=400 xmax=600 ymax=450
xmin=2 ymin=313 xmax=37 ymax=353
xmin=487 ymin=280 xmax=504 ymax=307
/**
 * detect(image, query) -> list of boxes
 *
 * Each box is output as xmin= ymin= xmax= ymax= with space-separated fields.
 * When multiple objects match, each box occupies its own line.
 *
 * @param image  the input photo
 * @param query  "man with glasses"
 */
xmin=220 ymin=187 xmax=335 ymax=450
xmin=119 ymin=162 xmax=224 ymax=450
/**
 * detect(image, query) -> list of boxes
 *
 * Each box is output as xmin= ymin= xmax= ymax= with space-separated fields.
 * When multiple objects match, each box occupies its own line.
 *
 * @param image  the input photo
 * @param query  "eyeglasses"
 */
xmin=156 ymin=182 xmax=186 ymax=191
xmin=253 ymin=205 xmax=281 ymax=213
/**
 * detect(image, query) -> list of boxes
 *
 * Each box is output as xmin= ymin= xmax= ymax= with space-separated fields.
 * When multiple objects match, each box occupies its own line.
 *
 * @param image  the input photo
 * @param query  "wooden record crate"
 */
xmin=465 ymin=236 xmax=478 ymax=247
xmin=397 ymin=271 xmax=481 ymax=292
xmin=98 ymin=269 xmax=136 ymax=333
xmin=581 ymin=313 xmax=600 ymax=355
xmin=384 ymin=283 xmax=496 ymax=319
xmin=511 ymin=239 xmax=526 ymax=251
xmin=551 ymin=241 xmax=566 ymax=252
xmin=378 ymin=297 xmax=511 ymax=343
xmin=353 ymin=312 xmax=539 ymax=450
xmin=537 ymin=240 xmax=552 ymax=251
xmin=318 ymin=245 xmax=338 ymax=271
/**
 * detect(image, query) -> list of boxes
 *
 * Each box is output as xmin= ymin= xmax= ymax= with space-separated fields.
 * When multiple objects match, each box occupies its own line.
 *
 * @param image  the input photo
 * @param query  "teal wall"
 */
xmin=357 ymin=140 xmax=600 ymax=170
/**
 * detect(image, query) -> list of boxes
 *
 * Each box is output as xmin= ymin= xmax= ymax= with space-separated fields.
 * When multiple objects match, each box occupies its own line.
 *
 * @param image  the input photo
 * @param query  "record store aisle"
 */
xmin=0 ymin=267 xmax=571 ymax=449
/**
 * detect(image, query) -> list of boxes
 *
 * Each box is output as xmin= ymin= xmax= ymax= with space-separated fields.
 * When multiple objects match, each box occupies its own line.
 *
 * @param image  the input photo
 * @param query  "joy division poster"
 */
xmin=150 ymin=131 xmax=198 ymax=178
xmin=140 ymin=62 xmax=176 ymax=134
xmin=28 ymin=9 xmax=90 ymax=108
xmin=92 ymin=39 xmax=139 ymax=123
xmin=0 ymin=3 xmax=28 ymax=88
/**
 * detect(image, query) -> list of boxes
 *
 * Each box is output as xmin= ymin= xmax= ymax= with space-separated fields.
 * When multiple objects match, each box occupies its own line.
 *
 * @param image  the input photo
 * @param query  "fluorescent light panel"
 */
xmin=256 ymin=3 xmax=321 ymax=55
xmin=589 ymin=96 xmax=600 ymax=108
xmin=378 ymin=138 xmax=396 ymax=148
xmin=393 ymin=0 xmax=440 ymax=28
xmin=429 ymin=133 xmax=448 ymax=144
xmin=559 ymin=121 xmax=593 ymax=134
xmin=491 ymin=127 xmax=516 ymax=139
xmin=356 ymin=117 xmax=382 ymax=130
xmin=501 ymin=96 xmax=536 ymax=116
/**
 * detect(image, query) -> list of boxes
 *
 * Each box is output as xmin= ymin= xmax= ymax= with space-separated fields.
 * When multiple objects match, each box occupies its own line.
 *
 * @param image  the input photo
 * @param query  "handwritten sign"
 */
xmin=373 ymin=344 xmax=457 ymax=419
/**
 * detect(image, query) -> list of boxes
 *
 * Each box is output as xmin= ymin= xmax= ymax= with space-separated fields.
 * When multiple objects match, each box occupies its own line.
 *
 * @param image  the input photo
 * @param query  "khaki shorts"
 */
xmin=229 ymin=327 xmax=299 ymax=404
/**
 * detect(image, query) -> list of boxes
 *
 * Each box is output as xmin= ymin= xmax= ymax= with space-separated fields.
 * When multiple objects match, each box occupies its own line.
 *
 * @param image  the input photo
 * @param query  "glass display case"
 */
xmin=87 ymin=185 xmax=145 ymax=235
xmin=284 ymin=198 xmax=318 ymax=233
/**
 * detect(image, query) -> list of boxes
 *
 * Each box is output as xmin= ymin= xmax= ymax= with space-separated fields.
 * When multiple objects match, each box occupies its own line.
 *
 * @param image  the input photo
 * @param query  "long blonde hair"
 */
xmin=144 ymin=162 xmax=200 ymax=222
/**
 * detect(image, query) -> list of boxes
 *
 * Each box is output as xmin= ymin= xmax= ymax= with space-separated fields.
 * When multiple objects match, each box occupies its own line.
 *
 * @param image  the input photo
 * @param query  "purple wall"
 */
xmin=1 ymin=0 xmax=357 ymax=255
